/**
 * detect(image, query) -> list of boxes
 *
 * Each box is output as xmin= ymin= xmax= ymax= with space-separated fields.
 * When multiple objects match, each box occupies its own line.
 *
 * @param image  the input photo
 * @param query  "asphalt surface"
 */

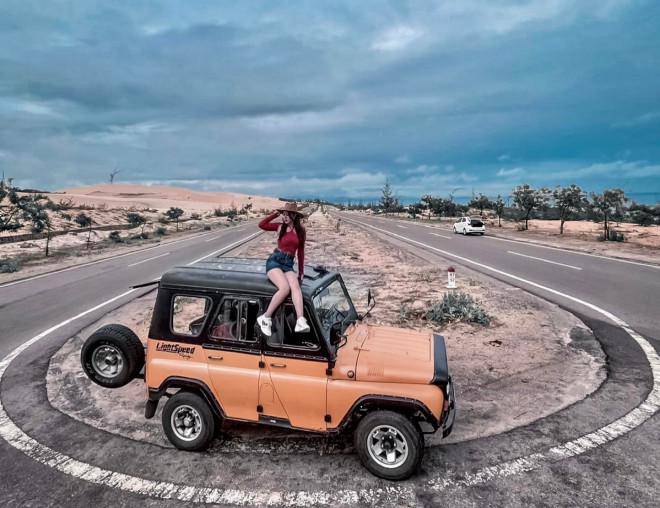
xmin=336 ymin=212 xmax=659 ymax=345
xmin=0 ymin=214 xmax=659 ymax=507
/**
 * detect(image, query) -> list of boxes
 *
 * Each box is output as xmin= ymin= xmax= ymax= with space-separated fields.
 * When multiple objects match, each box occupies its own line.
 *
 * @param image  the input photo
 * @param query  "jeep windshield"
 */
xmin=313 ymin=278 xmax=357 ymax=339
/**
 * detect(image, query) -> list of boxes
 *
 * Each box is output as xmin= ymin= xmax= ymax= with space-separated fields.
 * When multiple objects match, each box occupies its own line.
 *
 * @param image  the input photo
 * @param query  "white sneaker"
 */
xmin=257 ymin=315 xmax=272 ymax=336
xmin=295 ymin=316 xmax=310 ymax=333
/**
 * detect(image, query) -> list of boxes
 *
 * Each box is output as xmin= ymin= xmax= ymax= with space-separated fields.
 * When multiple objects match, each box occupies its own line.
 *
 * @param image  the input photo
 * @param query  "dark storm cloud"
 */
xmin=1 ymin=1 xmax=659 ymax=201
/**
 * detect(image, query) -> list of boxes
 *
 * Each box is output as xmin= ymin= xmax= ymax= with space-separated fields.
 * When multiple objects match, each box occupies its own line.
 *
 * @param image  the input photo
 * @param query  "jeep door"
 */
xmin=204 ymin=296 xmax=261 ymax=422
xmin=261 ymin=302 xmax=328 ymax=431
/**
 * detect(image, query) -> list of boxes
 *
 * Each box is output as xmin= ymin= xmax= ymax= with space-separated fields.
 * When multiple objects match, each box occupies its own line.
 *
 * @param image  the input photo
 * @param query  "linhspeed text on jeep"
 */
xmin=80 ymin=257 xmax=456 ymax=480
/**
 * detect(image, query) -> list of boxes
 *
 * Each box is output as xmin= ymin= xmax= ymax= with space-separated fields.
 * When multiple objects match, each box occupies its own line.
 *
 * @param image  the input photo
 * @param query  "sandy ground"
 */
xmin=47 ymin=210 xmax=605 ymax=451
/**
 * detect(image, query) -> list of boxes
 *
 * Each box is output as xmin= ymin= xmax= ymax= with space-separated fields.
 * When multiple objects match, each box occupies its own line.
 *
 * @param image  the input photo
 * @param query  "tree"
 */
xmin=239 ymin=202 xmax=253 ymax=215
xmin=629 ymin=202 xmax=658 ymax=226
xmin=493 ymin=195 xmax=505 ymax=227
xmin=126 ymin=212 xmax=147 ymax=234
xmin=553 ymin=185 xmax=586 ymax=234
xmin=0 ymin=178 xmax=23 ymax=232
xmin=75 ymin=212 xmax=94 ymax=245
xmin=511 ymin=185 xmax=550 ymax=231
xmin=20 ymin=196 xmax=53 ymax=256
xmin=590 ymin=189 xmax=626 ymax=240
xmin=421 ymin=195 xmax=435 ymax=220
xmin=165 ymin=207 xmax=184 ymax=231
xmin=408 ymin=202 xmax=424 ymax=219
xmin=380 ymin=179 xmax=396 ymax=215
xmin=468 ymin=193 xmax=492 ymax=216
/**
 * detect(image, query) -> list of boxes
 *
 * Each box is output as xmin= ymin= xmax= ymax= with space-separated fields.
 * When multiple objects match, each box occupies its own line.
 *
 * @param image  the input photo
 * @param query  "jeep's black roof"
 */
xmin=159 ymin=256 xmax=337 ymax=297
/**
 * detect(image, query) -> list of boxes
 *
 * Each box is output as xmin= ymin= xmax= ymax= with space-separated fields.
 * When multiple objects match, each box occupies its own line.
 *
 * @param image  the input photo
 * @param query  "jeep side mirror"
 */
xmin=359 ymin=288 xmax=376 ymax=321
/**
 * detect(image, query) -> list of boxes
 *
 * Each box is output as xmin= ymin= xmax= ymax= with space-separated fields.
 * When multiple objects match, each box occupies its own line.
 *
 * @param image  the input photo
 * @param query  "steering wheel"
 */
xmin=330 ymin=301 xmax=347 ymax=320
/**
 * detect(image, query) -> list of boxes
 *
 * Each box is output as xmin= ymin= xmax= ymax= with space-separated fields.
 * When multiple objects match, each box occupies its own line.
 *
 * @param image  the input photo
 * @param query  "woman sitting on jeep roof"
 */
xmin=256 ymin=202 xmax=309 ymax=337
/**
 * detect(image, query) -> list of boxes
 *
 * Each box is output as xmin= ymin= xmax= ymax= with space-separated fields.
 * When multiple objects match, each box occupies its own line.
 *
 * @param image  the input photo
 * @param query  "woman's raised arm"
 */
xmin=258 ymin=211 xmax=280 ymax=231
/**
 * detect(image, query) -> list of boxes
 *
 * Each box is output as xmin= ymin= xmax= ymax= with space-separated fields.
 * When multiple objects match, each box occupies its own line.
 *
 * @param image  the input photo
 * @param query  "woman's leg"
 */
xmin=284 ymin=271 xmax=304 ymax=319
xmin=264 ymin=268 xmax=290 ymax=317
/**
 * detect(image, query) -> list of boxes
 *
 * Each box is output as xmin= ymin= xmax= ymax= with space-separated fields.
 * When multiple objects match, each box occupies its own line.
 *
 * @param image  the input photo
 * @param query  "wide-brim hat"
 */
xmin=276 ymin=202 xmax=305 ymax=216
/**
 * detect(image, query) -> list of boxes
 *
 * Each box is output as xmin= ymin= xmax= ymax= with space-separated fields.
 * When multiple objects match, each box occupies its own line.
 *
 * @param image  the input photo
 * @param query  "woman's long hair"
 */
xmin=278 ymin=213 xmax=306 ymax=246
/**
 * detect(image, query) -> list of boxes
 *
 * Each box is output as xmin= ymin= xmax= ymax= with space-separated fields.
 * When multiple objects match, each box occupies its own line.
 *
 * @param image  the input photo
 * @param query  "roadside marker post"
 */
xmin=447 ymin=266 xmax=456 ymax=289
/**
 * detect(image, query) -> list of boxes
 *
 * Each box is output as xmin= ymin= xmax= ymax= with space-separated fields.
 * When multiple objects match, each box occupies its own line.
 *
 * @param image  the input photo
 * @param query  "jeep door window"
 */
xmin=209 ymin=298 xmax=259 ymax=343
xmin=171 ymin=295 xmax=212 ymax=337
xmin=267 ymin=303 xmax=319 ymax=350
xmin=313 ymin=278 xmax=357 ymax=338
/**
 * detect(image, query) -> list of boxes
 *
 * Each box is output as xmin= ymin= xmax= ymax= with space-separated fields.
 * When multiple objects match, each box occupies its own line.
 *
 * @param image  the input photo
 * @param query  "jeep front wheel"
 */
xmin=162 ymin=392 xmax=215 ymax=451
xmin=354 ymin=410 xmax=424 ymax=481
xmin=80 ymin=324 xmax=144 ymax=388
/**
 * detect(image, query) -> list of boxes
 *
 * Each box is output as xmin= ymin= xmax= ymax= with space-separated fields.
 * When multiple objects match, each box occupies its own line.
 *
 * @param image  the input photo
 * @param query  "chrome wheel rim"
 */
xmin=171 ymin=405 xmax=203 ymax=442
xmin=91 ymin=345 xmax=124 ymax=378
xmin=366 ymin=424 xmax=409 ymax=469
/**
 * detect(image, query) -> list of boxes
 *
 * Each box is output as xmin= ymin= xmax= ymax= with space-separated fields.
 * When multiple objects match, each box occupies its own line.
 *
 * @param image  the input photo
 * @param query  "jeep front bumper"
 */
xmin=441 ymin=376 xmax=456 ymax=437
xmin=432 ymin=333 xmax=456 ymax=438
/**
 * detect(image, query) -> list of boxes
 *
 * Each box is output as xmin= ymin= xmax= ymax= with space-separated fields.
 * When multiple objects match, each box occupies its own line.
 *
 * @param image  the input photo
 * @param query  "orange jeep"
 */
xmin=80 ymin=257 xmax=455 ymax=480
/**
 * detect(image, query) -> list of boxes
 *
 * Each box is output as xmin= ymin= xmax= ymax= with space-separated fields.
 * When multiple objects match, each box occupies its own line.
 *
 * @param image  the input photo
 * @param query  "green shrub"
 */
xmin=0 ymin=259 xmax=21 ymax=273
xmin=425 ymin=292 xmax=490 ymax=326
xmin=108 ymin=231 xmax=121 ymax=242
xmin=155 ymin=227 xmax=167 ymax=236
xmin=108 ymin=231 xmax=122 ymax=243
xmin=203 ymin=225 xmax=211 ymax=231
xmin=633 ymin=211 xmax=654 ymax=227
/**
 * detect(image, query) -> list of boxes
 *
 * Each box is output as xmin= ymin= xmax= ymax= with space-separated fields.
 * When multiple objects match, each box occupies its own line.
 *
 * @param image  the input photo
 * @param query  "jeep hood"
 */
xmin=337 ymin=323 xmax=436 ymax=384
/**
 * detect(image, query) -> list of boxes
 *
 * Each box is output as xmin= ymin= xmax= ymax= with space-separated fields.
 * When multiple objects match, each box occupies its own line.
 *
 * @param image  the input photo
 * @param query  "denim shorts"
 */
xmin=266 ymin=250 xmax=295 ymax=273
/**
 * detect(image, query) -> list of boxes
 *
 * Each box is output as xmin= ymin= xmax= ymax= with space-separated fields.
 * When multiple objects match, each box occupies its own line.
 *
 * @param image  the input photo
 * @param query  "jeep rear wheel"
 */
xmin=162 ymin=392 xmax=215 ymax=451
xmin=81 ymin=324 xmax=144 ymax=388
xmin=354 ymin=410 xmax=424 ymax=481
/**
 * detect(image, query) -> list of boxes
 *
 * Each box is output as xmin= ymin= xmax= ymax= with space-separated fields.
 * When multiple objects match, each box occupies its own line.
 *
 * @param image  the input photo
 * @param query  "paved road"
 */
xmin=0 ymin=213 xmax=658 ymax=507
xmin=335 ymin=212 xmax=659 ymax=344
xmin=0 ymin=223 xmax=260 ymax=359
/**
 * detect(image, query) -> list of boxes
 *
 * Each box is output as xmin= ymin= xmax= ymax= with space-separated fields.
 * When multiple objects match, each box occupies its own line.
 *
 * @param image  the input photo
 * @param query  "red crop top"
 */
xmin=258 ymin=212 xmax=305 ymax=278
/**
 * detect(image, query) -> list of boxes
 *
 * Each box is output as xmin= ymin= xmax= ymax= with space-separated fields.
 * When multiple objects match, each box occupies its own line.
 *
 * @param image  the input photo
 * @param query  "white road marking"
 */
xmin=127 ymin=252 xmax=170 ymax=267
xmin=363 ymin=215 xmax=660 ymax=270
xmin=507 ymin=251 xmax=582 ymax=271
xmin=474 ymin=231 xmax=660 ymax=270
xmin=0 ymin=230 xmax=217 ymax=289
xmin=0 ymin=219 xmax=657 ymax=504
xmin=0 ymin=245 xmax=163 ymax=289
xmin=187 ymin=232 xmax=261 ymax=265
xmin=430 ymin=232 xmax=451 ymax=239
xmin=397 ymin=225 xmax=408 ymax=229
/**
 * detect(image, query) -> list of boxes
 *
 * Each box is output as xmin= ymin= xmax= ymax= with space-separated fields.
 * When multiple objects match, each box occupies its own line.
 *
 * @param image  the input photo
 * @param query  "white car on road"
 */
xmin=453 ymin=217 xmax=486 ymax=235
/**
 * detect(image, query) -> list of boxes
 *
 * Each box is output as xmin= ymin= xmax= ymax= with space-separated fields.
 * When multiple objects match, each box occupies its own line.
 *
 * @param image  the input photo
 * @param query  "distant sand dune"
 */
xmin=53 ymin=183 xmax=285 ymax=212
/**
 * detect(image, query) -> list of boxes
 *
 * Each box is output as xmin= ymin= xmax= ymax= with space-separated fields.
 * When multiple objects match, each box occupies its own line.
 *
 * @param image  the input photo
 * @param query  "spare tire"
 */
xmin=81 ymin=324 xmax=145 ymax=388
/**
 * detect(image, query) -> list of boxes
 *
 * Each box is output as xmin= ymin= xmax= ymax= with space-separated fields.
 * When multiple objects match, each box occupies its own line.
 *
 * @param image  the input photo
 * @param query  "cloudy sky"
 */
xmin=1 ymin=0 xmax=659 ymax=202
